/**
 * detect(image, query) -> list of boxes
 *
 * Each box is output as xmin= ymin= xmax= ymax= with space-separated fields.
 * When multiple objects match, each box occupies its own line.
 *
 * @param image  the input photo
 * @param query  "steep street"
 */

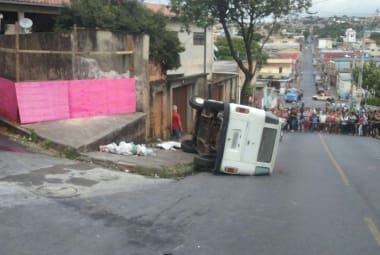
xmin=1 ymin=132 xmax=380 ymax=255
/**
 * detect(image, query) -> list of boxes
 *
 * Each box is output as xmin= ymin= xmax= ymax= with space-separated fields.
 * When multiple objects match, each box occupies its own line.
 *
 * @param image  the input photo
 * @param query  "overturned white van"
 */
xmin=183 ymin=96 xmax=282 ymax=175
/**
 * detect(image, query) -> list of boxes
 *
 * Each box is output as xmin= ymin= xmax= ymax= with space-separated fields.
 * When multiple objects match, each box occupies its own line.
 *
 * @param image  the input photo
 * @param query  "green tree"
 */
xmin=55 ymin=0 xmax=184 ymax=74
xmin=369 ymin=32 xmax=380 ymax=45
xmin=215 ymin=35 xmax=267 ymax=65
xmin=352 ymin=61 xmax=380 ymax=97
xmin=316 ymin=23 xmax=350 ymax=40
xmin=170 ymin=0 xmax=311 ymax=104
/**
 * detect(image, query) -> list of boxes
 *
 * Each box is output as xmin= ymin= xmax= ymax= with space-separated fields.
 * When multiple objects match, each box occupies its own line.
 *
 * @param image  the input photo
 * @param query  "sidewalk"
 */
xmin=0 ymin=115 xmax=195 ymax=178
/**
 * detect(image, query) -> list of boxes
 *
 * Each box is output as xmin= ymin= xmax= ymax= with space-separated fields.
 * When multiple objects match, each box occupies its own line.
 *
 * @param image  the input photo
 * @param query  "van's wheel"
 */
xmin=193 ymin=155 xmax=215 ymax=172
xmin=181 ymin=139 xmax=197 ymax=153
xmin=204 ymin=99 xmax=225 ymax=112
xmin=189 ymin=96 xmax=204 ymax=110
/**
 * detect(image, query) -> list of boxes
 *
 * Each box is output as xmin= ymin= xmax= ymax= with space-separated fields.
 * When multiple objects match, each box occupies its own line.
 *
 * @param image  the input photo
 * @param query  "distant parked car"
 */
xmin=312 ymin=92 xmax=335 ymax=102
xmin=284 ymin=88 xmax=298 ymax=103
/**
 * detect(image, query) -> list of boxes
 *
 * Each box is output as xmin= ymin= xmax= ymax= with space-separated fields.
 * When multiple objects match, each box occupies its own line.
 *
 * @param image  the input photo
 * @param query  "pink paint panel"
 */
xmin=15 ymin=81 xmax=70 ymax=124
xmin=69 ymin=78 xmax=136 ymax=118
xmin=0 ymin=77 xmax=19 ymax=122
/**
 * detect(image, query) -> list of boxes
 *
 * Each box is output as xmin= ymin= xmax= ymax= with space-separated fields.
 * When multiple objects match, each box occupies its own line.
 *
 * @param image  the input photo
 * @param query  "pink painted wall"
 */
xmin=0 ymin=78 xmax=19 ymax=122
xmin=14 ymin=78 xmax=136 ymax=124
xmin=69 ymin=79 xmax=136 ymax=118
xmin=16 ymin=81 xmax=70 ymax=124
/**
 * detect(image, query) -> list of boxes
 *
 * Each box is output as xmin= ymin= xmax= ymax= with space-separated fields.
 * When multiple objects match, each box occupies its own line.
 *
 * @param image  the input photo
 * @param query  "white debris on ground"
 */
xmin=99 ymin=141 xmax=156 ymax=156
xmin=99 ymin=141 xmax=182 ymax=156
xmin=156 ymin=141 xmax=181 ymax=150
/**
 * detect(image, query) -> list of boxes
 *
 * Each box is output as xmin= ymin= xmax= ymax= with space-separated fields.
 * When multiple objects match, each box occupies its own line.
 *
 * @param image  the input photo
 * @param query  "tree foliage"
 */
xmin=215 ymin=36 xmax=267 ymax=68
xmin=352 ymin=61 xmax=380 ymax=97
xmin=316 ymin=22 xmax=351 ymax=40
xmin=170 ymin=0 xmax=311 ymax=104
xmin=369 ymin=32 xmax=380 ymax=45
xmin=54 ymin=0 xmax=184 ymax=73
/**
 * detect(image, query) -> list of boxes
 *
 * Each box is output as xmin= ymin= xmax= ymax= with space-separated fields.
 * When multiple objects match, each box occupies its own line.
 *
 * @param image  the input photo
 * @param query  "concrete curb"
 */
xmin=0 ymin=117 xmax=31 ymax=137
xmin=79 ymin=151 xmax=196 ymax=179
xmin=1 ymin=117 xmax=195 ymax=178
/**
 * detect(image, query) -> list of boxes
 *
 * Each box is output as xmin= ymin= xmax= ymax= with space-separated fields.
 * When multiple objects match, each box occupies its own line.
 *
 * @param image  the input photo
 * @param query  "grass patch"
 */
xmin=127 ymin=163 xmax=195 ymax=179
xmin=61 ymin=148 xmax=81 ymax=160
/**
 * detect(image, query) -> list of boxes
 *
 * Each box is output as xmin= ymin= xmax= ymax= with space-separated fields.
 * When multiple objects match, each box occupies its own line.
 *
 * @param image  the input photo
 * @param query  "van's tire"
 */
xmin=193 ymin=155 xmax=215 ymax=172
xmin=204 ymin=99 xmax=225 ymax=112
xmin=189 ymin=96 xmax=205 ymax=110
xmin=181 ymin=139 xmax=197 ymax=153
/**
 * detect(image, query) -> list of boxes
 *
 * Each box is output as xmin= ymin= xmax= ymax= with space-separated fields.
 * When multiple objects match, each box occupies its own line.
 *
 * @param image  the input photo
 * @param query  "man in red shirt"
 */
xmin=172 ymin=105 xmax=182 ymax=141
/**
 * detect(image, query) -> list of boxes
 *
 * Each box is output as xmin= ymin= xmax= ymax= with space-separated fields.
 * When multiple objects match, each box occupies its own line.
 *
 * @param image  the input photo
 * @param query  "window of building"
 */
xmin=279 ymin=67 xmax=283 ymax=74
xmin=193 ymin=32 xmax=205 ymax=45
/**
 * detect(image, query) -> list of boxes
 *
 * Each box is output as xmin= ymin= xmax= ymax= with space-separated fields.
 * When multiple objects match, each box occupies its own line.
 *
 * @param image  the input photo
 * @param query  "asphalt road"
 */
xmin=1 ymin=132 xmax=380 ymax=255
xmin=0 ymin=134 xmax=29 ymax=153
xmin=297 ymin=40 xmax=333 ymax=109
xmin=1 ymin=39 xmax=379 ymax=255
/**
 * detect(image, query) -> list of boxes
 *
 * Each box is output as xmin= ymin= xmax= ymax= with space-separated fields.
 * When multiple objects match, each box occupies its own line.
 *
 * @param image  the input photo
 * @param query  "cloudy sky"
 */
xmin=145 ymin=0 xmax=380 ymax=17
xmin=309 ymin=0 xmax=380 ymax=17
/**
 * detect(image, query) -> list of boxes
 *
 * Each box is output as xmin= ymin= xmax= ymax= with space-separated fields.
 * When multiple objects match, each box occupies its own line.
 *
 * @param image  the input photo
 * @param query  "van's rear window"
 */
xmin=257 ymin=128 xmax=277 ymax=163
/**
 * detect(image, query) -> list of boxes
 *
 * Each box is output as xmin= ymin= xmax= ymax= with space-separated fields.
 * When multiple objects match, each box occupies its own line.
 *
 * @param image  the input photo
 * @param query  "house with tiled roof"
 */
xmin=0 ymin=0 xmax=69 ymax=33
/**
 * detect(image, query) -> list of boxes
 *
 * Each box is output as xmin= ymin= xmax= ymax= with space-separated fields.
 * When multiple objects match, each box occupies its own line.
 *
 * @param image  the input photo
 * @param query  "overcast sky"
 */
xmin=310 ymin=0 xmax=380 ymax=17
xmin=145 ymin=0 xmax=380 ymax=17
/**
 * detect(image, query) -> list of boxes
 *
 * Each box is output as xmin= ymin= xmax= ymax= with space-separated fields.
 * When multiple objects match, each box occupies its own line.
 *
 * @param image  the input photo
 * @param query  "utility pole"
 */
xmin=356 ymin=26 xmax=366 ymax=110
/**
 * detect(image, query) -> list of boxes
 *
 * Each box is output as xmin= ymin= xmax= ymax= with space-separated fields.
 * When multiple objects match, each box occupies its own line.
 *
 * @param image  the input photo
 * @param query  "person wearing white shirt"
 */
xmin=319 ymin=111 xmax=327 ymax=132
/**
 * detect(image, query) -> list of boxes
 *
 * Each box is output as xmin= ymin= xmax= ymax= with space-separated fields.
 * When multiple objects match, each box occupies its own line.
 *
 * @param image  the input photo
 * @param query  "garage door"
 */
xmin=153 ymin=92 xmax=165 ymax=139
xmin=173 ymin=86 xmax=188 ymax=133
xmin=211 ymin=85 xmax=223 ymax=101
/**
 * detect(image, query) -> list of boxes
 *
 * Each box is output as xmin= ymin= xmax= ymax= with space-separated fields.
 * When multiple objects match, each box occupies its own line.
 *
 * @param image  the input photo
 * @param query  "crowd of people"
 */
xmin=273 ymin=103 xmax=380 ymax=137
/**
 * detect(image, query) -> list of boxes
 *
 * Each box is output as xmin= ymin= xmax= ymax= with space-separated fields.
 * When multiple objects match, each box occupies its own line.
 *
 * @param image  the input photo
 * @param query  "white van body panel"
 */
xmin=220 ymin=104 xmax=281 ymax=175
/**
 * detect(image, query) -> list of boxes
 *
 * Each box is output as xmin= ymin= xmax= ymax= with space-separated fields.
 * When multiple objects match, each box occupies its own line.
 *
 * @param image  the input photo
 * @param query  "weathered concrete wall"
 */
xmin=0 ymin=32 xmax=72 ymax=81
xmin=0 ymin=29 xmax=147 ymax=82
xmin=133 ymin=35 xmax=150 ymax=138
xmin=75 ymin=30 xmax=130 ymax=79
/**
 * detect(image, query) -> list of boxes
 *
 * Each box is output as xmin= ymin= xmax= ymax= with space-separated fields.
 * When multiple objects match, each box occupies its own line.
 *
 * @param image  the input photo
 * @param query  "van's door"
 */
xmin=241 ymin=120 xmax=264 ymax=164
xmin=223 ymin=119 xmax=247 ymax=162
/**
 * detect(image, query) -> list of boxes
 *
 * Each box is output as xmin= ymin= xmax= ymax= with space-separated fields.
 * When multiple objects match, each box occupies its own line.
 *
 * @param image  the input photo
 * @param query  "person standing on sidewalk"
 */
xmin=172 ymin=105 xmax=183 ymax=141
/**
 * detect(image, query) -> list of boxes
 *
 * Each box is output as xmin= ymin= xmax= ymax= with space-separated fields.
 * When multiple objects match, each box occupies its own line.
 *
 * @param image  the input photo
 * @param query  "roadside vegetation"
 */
xmin=364 ymin=97 xmax=380 ymax=107
xmin=352 ymin=61 xmax=380 ymax=106
xmin=215 ymin=35 xmax=267 ymax=65
xmin=370 ymin=32 xmax=380 ymax=45
xmin=313 ymin=22 xmax=353 ymax=42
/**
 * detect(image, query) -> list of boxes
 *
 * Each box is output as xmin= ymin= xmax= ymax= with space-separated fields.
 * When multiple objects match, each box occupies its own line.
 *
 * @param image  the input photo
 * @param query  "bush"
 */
xmin=366 ymin=97 xmax=380 ymax=106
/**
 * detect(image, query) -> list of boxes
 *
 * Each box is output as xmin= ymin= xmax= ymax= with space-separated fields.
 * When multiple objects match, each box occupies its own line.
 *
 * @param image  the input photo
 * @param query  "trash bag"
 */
xmin=117 ymin=141 xmax=136 ymax=155
xmin=99 ymin=141 xmax=156 ymax=157
xmin=157 ymin=141 xmax=181 ymax=150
